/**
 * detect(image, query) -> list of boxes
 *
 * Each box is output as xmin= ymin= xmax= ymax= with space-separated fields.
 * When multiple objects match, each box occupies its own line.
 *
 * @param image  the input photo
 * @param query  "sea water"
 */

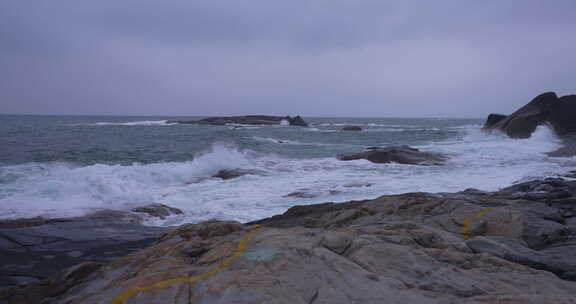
xmin=1 ymin=115 xmax=575 ymax=226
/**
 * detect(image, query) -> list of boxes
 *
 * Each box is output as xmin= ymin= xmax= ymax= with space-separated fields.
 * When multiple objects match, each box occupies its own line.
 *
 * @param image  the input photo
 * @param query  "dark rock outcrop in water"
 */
xmin=483 ymin=92 xmax=576 ymax=138
xmin=131 ymin=203 xmax=184 ymax=219
xmin=547 ymin=136 xmax=576 ymax=157
xmin=341 ymin=125 xmax=362 ymax=131
xmin=168 ymin=115 xmax=309 ymax=127
xmin=212 ymin=168 xmax=261 ymax=180
xmin=4 ymin=178 xmax=576 ymax=303
xmin=337 ymin=146 xmax=447 ymax=165
xmin=0 ymin=206 xmax=183 ymax=290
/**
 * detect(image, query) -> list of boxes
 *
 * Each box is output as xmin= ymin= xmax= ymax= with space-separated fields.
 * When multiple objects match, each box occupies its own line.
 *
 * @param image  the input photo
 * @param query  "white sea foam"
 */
xmin=251 ymin=136 xmax=303 ymax=145
xmin=1 ymin=126 xmax=575 ymax=225
xmin=250 ymin=136 xmax=335 ymax=146
xmin=0 ymin=144 xmax=255 ymax=220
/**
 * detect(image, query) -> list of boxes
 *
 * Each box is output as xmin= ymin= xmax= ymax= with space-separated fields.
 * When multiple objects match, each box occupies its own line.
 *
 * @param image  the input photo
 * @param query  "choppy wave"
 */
xmin=250 ymin=136 xmax=334 ymax=146
xmin=1 ymin=125 xmax=575 ymax=225
xmin=0 ymin=144 xmax=256 ymax=219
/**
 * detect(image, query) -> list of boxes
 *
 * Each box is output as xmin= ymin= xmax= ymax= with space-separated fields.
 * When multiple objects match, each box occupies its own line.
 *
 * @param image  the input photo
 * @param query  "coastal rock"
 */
xmin=212 ymin=169 xmax=261 ymax=180
xmin=283 ymin=189 xmax=342 ymax=199
xmin=0 ymin=210 xmax=170 ymax=290
xmin=131 ymin=203 xmax=183 ymax=219
xmin=547 ymin=95 xmax=576 ymax=136
xmin=287 ymin=115 xmax=308 ymax=127
xmin=547 ymin=136 xmax=576 ymax=157
xmin=341 ymin=125 xmax=362 ymax=131
xmin=167 ymin=115 xmax=309 ymax=127
xmin=337 ymin=146 xmax=447 ymax=165
xmin=488 ymin=92 xmax=557 ymax=139
xmin=5 ymin=180 xmax=576 ymax=303
xmin=481 ymin=113 xmax=507 ymax=129
xmin=483 ymin=92 xmax=576 ymax=139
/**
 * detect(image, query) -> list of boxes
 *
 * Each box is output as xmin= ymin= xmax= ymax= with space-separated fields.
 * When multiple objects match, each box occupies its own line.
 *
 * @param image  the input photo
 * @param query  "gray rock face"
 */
xmin=547 ymin=95 xmax=576 ymax=136
xmin=337 ymin=146 xmax=447 ymax=165
xmin=167 ymin=115 xmax=309 ymax=127
xmin=482 ymin=92 xmax=576 ymax=139
xmin=481 ymin=113 xmax=507 ymax=129
xmin=4 ymin=179 xmax=576 ymax=303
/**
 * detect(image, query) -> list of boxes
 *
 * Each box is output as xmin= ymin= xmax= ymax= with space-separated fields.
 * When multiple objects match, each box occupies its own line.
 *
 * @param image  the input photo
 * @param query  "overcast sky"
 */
xmin=1 ymin=0 xmax=575 ymax=117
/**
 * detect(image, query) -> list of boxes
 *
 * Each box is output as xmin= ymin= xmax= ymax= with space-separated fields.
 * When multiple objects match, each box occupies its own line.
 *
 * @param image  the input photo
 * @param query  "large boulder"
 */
xmin=337 ymin=146 xmax=447 ymax=165
xmin=547 ymin=95 xmax=576 ymax=136
xmin=483 ymin=92 xmax=576 ymax=138
xmin=484 ymin=92 xmax=557 ymax=138
xmin=4 ymin=179 xmax=576 ymax=303
xmin=168 ymin=115 xmax=309 ymax=127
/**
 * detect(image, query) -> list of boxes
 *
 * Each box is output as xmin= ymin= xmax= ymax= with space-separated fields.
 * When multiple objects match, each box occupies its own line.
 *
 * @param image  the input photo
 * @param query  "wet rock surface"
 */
xmin=3 ymin=178 xmax=576 ymax=303
xmin=167 ymin=115 xmax=309 ymax=126
xmin=131 ymin=203 xmax=184 ymax=219
xmin=337 ymin=146 xmax=447 ymax=165
xmin=547 ymin=136 xmax=576 ymax=157
xmin=283 ymin=189 xmax=342 ymax=198
xmin=212 ymin=169 xmax=262 ymax=180
xmin=0 ymin=206 xmax=180 ymax=290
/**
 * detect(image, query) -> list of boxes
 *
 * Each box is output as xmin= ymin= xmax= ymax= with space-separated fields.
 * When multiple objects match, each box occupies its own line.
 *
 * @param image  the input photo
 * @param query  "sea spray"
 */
xmin=2 ymin=116 xmax=576 ymax=226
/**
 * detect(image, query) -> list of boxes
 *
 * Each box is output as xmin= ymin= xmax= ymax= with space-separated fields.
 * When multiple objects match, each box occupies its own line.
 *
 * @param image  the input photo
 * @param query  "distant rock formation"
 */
xmin=483 ymin=92 xmax=576 ymax=138
xmin=168 ymin=115 xmax=309 ymax=127
xmin=341 ymin=126 xmax=362 ymax=131
xmin=337 ymin=146 xmax=447 ymax=165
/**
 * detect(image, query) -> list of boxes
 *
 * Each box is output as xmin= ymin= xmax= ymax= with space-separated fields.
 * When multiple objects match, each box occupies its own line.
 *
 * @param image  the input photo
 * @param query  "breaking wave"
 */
xmin=1 ymin=125 xmax=575 ymax=225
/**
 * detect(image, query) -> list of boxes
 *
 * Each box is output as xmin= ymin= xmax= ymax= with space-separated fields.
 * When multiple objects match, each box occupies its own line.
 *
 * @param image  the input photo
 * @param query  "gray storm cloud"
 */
xmin=1 ymin=0 xmax=575 ymax=117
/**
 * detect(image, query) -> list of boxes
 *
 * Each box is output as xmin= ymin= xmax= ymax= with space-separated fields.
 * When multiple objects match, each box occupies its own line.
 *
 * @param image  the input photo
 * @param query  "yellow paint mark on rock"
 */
xmin=461 ymin=208 xmax=492 ymax=240
xmin=109 ymin=225 xmax=262 ymax=304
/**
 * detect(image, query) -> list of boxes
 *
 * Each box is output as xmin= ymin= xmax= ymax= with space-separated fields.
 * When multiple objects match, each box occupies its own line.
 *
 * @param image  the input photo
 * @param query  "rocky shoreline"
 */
xmin=1 ymin=175 xmax=576 ymax=303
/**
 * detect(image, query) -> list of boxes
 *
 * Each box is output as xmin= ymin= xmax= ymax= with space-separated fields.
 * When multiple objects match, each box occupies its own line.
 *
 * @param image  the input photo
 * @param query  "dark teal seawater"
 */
xmin=0 ymin=115 xmax=479 ymax=165
xmin=2 ymin=115 xmax=572 ymax=224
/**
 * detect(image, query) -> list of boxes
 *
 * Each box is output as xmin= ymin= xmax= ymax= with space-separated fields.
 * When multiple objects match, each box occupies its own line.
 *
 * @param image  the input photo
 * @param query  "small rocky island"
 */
xmin=168 ymin=115 xmax=309 ymax=126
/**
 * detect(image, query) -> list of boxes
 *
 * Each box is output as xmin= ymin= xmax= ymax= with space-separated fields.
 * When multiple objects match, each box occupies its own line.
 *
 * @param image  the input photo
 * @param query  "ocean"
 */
xmin=1 ymin=115 xmax=575 ymax=226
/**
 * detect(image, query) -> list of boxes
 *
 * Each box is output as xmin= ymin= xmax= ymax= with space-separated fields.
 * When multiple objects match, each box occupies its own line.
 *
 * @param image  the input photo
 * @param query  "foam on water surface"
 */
xmin=1 ymin=119 xmax=576 ymax=226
